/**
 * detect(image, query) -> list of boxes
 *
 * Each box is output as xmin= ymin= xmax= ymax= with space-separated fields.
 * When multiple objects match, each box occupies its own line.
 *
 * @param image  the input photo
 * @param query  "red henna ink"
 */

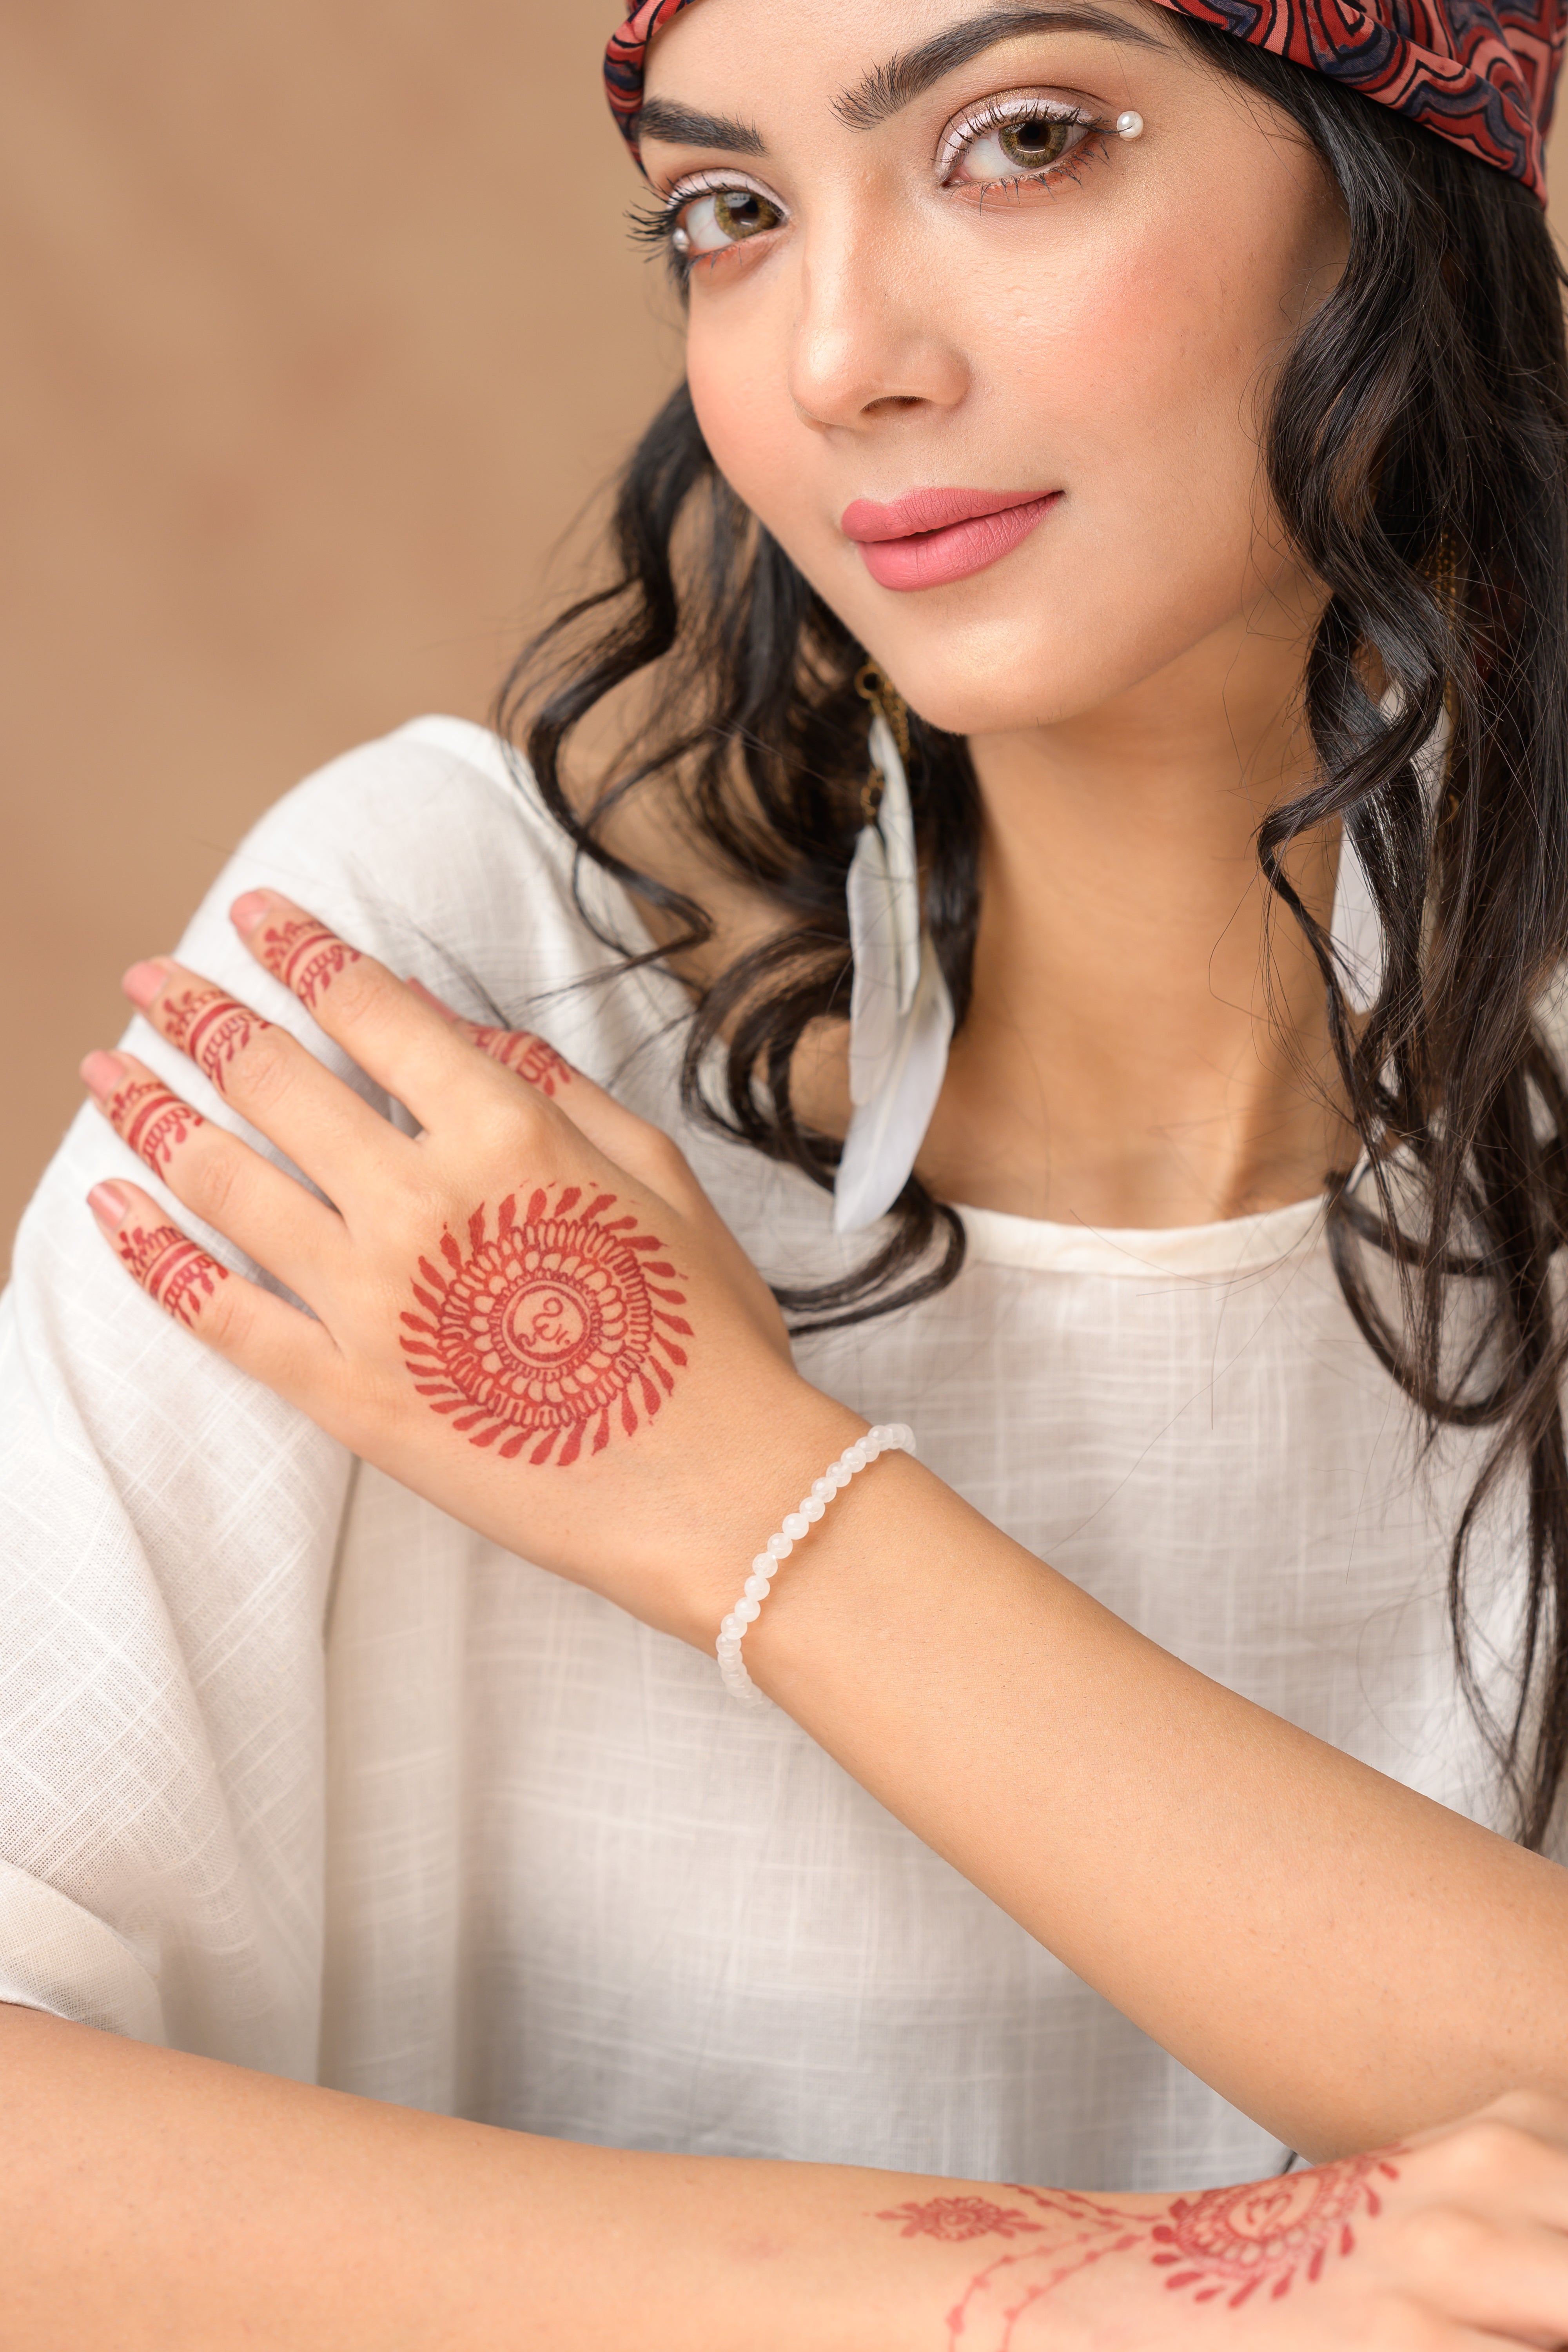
xmin=115 ymin=1221 xmax=227 ymax=1329
xmin=889 ymin=2154 xmax=1405 ymax=2347
xmin=1144 ymin=2153 xmax=1403 ymax=2308
xmin=470 ymin=1023 xmax=574 ymax=1096
xmin=876 ymin=2200 xmax=1044 ymax=2243
xmin=399 ymin=1183 xmax=691 ymax=1465
xmin=160 ymin=985 xmax=270 ymax=1095
xmin=256 ymin=913 xmax=361 ymax=1009
xmin=106 ymin=1075 xmax=206 ymax=1171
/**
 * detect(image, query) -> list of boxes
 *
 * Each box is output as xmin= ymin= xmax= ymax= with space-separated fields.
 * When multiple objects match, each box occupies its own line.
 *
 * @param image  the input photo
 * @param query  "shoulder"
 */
xmin=176 ymin=716 xmax=678 ymax=1081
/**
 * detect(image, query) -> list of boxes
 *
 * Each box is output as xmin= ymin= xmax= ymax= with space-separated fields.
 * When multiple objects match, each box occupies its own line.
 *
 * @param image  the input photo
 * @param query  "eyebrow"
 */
xmin=634 ymin=99 xmax=766 ymax=156
xmin=835 ymin=6 xmax=1170 ymax=130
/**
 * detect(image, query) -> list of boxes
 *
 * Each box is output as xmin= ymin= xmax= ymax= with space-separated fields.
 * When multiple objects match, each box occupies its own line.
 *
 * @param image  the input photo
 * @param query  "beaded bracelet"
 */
xmin=716 ymin=1423 xmax=916 ymax=1706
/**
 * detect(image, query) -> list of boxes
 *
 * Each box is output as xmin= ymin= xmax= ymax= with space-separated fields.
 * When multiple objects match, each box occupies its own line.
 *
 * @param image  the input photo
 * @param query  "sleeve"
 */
xmin=0 ymin=715 xmax=596 ymax=2069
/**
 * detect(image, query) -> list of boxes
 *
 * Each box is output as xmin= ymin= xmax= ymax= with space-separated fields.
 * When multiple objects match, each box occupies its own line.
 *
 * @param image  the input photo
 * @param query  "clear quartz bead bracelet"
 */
xmin=715 ymin=1423 xmax=916 ymax=1706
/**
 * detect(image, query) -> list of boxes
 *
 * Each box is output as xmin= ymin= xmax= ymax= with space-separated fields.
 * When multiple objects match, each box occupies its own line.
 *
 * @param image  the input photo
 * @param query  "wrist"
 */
xmin=662 ymin=1372 xmax=871 ymax=1654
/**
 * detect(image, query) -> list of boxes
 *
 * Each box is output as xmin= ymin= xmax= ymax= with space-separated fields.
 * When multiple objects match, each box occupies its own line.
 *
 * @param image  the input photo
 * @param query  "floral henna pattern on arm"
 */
xmin=105 ymin=1074 xmax=206 ymax=1171
xmin=877 ymin=2200 xmax=1044 ymax=2243
xmin=883 ymin=2152 xmax=1405 ymax=2346
xmin=160 ymin=985 xmax=271 ymax=1096
xmin=399 ymin=1184 xmax=691 ymax=1466
xmin=115 ymin=1221 xmax=228 ymax=1329
xmin=255 ymin=913 xmax=362 ymax=1009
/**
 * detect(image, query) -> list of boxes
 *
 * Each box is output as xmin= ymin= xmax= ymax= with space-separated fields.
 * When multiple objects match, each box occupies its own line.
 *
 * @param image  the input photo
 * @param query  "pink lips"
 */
xmin=841 ymin=486 xmax=1060 ymax=591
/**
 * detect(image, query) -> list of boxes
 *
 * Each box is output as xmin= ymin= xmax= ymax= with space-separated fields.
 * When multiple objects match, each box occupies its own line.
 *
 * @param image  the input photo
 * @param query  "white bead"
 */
xmin=782 ymin=1512 xmax=809 ymax=1541
xmin=802 ymin=1496 xmax=825 ymax=1522
xmin=736 ymin=1594 xmax=761 ymax=1624
xmin=1116 ymin=109 xmax=1143 ymax=139
xmin=811 ymin=1478 xmax=832 ymax=1501
xmin=751 ymin=1553 xmax=776 ymax=1580
xmin=766 ymin=1532 xmax=793 ymax=1559
xmin=720 ymin=1613 xmax=740 ymax=1639
xmin=846 ymin=1446 xmax=867 ymax=1473
xmin=744 ymin=1572 xmax=771 ymax=1602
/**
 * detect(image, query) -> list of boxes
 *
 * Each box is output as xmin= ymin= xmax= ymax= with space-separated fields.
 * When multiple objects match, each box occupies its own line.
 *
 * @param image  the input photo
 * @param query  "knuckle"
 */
xmin=1477 ymin=2084 xmax=1568 ymax=2136
xmin=183 ymin=1142 xmax=245 ymax=1230
xmin=1432 ymin=2115 xmax=1532 ymax=2187
xmin=228 ymin=1022 xmax=295 ymax=1106
xmin=1392 ymin=2199 xmax=1494 ymax=2274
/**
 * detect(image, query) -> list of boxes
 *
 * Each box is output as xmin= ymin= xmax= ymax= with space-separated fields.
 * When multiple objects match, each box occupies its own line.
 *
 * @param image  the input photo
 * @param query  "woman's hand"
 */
xmin=924 ymin=2095 xmax=1568 ymax=2347
xmin=79 ymin=889 xmax=861 ymax=1646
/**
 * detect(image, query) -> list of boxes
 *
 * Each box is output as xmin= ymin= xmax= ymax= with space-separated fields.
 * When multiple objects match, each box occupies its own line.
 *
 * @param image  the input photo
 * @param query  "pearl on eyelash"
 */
xmin=1116 ymin=111 xmax=1145 ymax=139
xmin=715 ymin=1425 xmax=917 ymax=1708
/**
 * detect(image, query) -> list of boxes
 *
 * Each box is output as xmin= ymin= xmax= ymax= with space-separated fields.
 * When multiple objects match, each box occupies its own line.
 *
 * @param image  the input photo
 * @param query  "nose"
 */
xmin=788 ymin=230 xmax=968 ymax=432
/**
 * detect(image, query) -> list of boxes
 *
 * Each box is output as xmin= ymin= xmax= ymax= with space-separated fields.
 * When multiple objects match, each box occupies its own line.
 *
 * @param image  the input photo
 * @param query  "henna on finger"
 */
xmin=404 ymin=980 xmax=576 ymax=1098
xmin=85 ymin=1054 xmax=208 ymax=1172
xmin=253 ymin=909 xmax=363 ymax=1010
xmin=399 ymin=1183 xmax=691 ymax=1467
xmin=127 ymin=967 xmax=273 ymax=1099
xmin=463 ymin=1024 xmax=575 ymax=1098
xmin=89 ymin=1186 xmax=229 ymax=1330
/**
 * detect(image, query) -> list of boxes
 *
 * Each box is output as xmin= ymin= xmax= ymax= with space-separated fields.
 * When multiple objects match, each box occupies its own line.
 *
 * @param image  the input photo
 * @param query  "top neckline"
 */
xmin=955 ymin=1191 xmax=1329 ymax=1277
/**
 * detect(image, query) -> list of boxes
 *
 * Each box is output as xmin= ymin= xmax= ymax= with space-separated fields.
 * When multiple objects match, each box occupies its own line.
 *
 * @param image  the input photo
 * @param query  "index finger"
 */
xmin=230 ymin=889 xmax=544 ymax=1136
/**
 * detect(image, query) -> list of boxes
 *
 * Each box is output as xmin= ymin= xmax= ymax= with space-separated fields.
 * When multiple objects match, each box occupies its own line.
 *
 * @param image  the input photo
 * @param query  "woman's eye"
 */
xmin=944 ymin=104 xmax=1091 ymax=189
xmin=673 ymin=185 xmax=786 ymax=256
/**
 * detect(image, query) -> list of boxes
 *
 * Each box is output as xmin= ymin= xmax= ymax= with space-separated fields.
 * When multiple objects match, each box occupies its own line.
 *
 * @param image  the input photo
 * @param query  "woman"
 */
xmin=5 ymin=0 xmax=1568 ymax=2336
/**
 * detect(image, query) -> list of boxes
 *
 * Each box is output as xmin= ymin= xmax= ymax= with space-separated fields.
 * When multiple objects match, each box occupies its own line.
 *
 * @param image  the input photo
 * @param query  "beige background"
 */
xmin=1 ymin=13 xmax=1563 ymax=1264
xmin=0 ymin=0 xmax=682 ymax=1267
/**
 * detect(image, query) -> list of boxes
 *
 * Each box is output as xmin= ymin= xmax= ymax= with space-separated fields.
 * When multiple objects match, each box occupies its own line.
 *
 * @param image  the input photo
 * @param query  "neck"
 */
xmin=920 ymin=610 xmax=1357 ymax=1229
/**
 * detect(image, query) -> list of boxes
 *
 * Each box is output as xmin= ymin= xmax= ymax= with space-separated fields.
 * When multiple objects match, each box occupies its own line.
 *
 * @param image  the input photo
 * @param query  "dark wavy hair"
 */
xmin=497 ymin=32 xmax=1568 ymax=1846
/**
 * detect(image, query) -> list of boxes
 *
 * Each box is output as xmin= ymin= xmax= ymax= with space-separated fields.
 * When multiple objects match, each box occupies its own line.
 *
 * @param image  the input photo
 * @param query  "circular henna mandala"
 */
xmin=1150 ymin=2153 xmax=1397 ymax=2307
xmin=400 ymin=1185 xmax=691 ymax=1466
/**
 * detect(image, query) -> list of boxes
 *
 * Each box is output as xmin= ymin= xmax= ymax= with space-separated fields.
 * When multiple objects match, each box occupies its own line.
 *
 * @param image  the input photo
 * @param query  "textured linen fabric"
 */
xmin=0 ymin=713 xmax=1539 ymax=2194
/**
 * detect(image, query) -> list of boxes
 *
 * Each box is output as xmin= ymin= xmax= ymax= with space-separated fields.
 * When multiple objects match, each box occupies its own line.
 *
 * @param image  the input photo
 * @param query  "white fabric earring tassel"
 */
xmin=835 ymin=705 xmax=954 ymax=1234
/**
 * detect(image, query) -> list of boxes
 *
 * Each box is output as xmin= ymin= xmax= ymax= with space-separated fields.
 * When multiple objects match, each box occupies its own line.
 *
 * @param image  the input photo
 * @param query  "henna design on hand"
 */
xmin=877 ymin=2199 xmax=1044 ymax=2243
xmin=115 ymin=1221 xmax=228 ymax=1328
xmin=468 ymin=1023 xmax=574 ymax=1096
xmin=160 ymin=985 xmax=271 ymax=1095
xmin=1142 ymin=2155 xmax=1401 ymax=2305
xmin=884 ymin=2153 xmax=1404 ymax=2344
xmin=399 ymin=1184 xmax=692 ymax=1466
xmin=105 ymin=1075 xmax=206 ymax=1171
xmin=255 ymin=913 xmax=362 ymax=1009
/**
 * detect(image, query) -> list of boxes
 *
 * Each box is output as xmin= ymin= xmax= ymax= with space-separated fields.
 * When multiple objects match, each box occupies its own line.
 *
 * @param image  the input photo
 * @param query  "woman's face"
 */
xmin=638 ymin=0 xmax=1349 ymax=740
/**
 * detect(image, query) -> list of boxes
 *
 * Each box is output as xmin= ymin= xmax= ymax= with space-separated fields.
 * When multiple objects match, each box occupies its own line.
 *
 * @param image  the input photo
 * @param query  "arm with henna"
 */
xmin=6 ymin=1997 xmax=1568 ymax=2346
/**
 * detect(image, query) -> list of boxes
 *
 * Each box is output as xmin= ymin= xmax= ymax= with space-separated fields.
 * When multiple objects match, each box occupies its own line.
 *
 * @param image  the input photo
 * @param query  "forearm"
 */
xmin=0 ymin=2006 xmax=962 ymax=2352
xmin=727 ymin=1438 xmax=1568 ymax=2160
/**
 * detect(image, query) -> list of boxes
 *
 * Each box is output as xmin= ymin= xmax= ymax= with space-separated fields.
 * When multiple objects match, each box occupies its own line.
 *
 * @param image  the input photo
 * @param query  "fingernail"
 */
xmin=123 ymin=958 xmax=172 ymax=1010
xmin=230 ymin=890 xmax=270 ymax=933
xmin=88 ymin=1181 xmax=129 ymax=1227
xmin=406 ymin=976 xmax=460 ymax=1022
xmin=80 ymin=1049 xmax=129 ymax=1100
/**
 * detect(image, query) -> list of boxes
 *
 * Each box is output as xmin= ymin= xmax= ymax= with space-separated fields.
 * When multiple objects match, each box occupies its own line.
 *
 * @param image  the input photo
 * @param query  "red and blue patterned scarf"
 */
xmin=604 ymin=0 xmax=1563 ymax=197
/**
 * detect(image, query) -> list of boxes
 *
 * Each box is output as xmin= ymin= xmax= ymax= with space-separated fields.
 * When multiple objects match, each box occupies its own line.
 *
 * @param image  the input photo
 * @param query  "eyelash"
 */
xmin=628 ymin=90 xmax=1107 ymax=284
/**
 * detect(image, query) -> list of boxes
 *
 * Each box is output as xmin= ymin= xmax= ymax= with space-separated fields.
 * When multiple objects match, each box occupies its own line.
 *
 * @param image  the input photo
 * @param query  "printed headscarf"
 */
xmin=603 ymin=0 xmax=1563 ymax=198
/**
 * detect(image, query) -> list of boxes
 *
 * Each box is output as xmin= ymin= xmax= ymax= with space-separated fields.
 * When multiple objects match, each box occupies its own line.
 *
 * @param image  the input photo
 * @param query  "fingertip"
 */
xmin=80 ymin=1049 xmax=128 ymax=1098
xmin=123 ymin=958 xmax=172 ymax=1010
xmin=88 ymin=1181 xmax=130 ymax=1229
xmin=229 ymin=889 xmax=271 ymax=935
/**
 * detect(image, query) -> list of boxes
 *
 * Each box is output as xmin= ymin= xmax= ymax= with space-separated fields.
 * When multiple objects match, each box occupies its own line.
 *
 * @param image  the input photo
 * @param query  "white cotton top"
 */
xmin=0 ymin=716 xmax=1543 ymax=2195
